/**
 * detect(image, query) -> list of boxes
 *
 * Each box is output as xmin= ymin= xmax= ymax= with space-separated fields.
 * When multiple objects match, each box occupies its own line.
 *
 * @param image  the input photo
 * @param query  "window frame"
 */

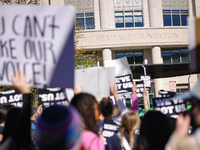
xmin=115 ymin=50 xmax=144 ymax=64
xmin=76 ymin=12 xmax=95 ymax=30
xmin=163 ymin=9 xmax=189 ymax=26
xmin=162 ymin=48 xmax=189 ymax=64
xmin=115 ymin=10 xmax=144 ymax=28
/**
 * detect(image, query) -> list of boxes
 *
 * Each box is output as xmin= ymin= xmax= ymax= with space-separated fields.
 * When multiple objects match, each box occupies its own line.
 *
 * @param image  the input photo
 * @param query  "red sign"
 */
xmin=169 ymin=81 xmax=176 ymax=92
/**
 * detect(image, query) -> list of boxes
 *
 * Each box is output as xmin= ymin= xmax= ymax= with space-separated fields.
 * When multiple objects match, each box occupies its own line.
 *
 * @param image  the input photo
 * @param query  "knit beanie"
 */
xmin=36 ymin=105 xmax=82 ymax=150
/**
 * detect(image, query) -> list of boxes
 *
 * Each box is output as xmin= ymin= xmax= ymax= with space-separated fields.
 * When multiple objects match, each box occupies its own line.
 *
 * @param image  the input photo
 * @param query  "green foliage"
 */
xmin=75 ymin=28 xmax=102 ymax=69
xmin=0 ymin=85 xmax=38 ymax=106
xmin=0 ymin=85 xmax=14 ymax=91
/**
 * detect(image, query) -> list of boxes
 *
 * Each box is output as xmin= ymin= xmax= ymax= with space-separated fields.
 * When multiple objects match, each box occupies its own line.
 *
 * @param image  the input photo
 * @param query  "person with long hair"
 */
xmin=70 ymin=93 xmax=104 ymax=150
xmin=106 ymin=110 xmax=141 ymax=150
xmin=135 ymin=111 xmax=173 ymax=150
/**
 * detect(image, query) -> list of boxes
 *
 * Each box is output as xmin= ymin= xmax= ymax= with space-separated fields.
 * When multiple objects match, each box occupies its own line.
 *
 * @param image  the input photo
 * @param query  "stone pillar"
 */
xmin=148 ymin=0 xmax=163 ymax=27
xmin=151 ymin=46 xmax=162 ymax=64
xmin=154 ymin=78 xmax=164 ymax=97
xmin=99 ymin=0 xmax=110 ymax=29
xmin=143 ymin=0 xmax=150 ymax=27
xmin=188 ymin=0 xmax=194 ymax=17
xmin=195 ymin=0 xmax=200 ymax=17
xmin=94 ymin=0 xmax=101 ymax=29
xmin=102 ymin=49 xmax=112 ymax=60
xmin=152 ymin=46 xmax=163 ymax=97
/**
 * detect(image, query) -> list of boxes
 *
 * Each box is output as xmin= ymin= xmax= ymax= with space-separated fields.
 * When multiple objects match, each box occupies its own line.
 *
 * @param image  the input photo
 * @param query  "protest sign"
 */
xmin=104 ymin=57 xmax=132 ymax=77
xmin=188 ymin=17 xmax=200 ymax=71
xmin=104 ymin=57 xmax=133 ymax=100
xmin=75 ymin=67 xmax=115 ymax=98
xmin=101 ymin=118 xmax=120 ymax=145
xmin=158 ymin=90 xmax=176 ymax=98
xmin=38 ymin=88 xmax=68 ymax=107
xmin=136 ymin=81 xmax=144 ymax=98
xmin=140 ymin=75 xmax=151 ymax=91
xmin=116 ymin=74 xmax=132 ymax=94
xmin=153 ymin=96 xmax=187 ymax=116
xmin=121 ymin=93 xmax=132 ymax=99
xmin=0 ymin=90 xmax=23 ymax=107
xmin=0 ymin=5 xmax=75 ymax=88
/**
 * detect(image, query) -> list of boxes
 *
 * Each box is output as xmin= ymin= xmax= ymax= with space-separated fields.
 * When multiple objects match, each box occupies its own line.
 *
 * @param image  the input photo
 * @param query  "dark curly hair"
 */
xmin=99 ymin=98 xmax=113 ymax=118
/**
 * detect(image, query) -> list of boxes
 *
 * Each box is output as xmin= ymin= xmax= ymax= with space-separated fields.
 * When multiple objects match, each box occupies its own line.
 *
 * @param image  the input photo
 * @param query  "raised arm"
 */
xmin=130 ymin=83 xmax=139 ymax=114
xmin=110 ymin=83 xmax=128 ymax=121
xmin=11 ymin=71 xmax=32 ymax=148
xmin=143 ymin=87 xmax=149 ymax=113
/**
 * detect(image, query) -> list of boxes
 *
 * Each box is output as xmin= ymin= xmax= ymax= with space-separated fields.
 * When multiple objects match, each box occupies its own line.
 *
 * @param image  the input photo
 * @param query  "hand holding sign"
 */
xmin=36 ymin=104 xmax=43 ymax=117
xmin=11 ymin=71 xmax=29 ymax=94
xmin=110 ymin=83 xmax=119 ymax=99
xmin=132 ymin=83 xmax=137 ymax=94
xmin=73 ymin=84 xmax=82 ymax=95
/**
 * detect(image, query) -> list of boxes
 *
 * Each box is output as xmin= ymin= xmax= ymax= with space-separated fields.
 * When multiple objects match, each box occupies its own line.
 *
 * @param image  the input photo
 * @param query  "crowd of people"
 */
xmin=0 ymin=71 xmax=200 ymax=150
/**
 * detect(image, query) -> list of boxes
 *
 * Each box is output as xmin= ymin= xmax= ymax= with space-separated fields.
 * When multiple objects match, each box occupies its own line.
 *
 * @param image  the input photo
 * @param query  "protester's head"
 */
xmin=120 ymin=110 xmax=140 ymax=150
xmin=135 ymin=111 xmax=173 ymax=150
xmin=0 ymin=104 xmax=15 ymax=126
xmin=99 ymin=98 xmax=113 ymax=118
xmin=36 ymin=105 xmax=82 ymax=150
xmin=71 ymin=93 xmax=99 ymax=135
xmin=112 ymin=104 xmax=120 ymax=117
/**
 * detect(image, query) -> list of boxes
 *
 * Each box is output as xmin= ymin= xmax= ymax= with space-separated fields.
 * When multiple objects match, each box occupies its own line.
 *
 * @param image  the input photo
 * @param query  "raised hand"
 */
xmin=110 ymin=83 xmax=119 ymax=99
xmin=11 ymin=71 xmax=30 ymax=94
xmin=73 ymin=84 xmax=82 ymax=95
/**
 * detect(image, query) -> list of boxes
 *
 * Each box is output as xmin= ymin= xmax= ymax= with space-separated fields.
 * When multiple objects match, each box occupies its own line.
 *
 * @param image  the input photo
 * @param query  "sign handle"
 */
xmin=142 ymin=65 xmax=150 ymax=108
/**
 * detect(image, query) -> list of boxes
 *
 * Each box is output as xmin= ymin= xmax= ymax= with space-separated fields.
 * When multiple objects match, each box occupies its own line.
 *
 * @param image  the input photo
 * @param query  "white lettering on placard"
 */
xmin=104 ymin=124 xmax=118 ymax=131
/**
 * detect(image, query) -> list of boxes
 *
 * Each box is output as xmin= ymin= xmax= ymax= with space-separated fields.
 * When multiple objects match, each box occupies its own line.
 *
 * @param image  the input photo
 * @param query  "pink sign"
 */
xmin=169 ymin=81 xmax=176 ymax=92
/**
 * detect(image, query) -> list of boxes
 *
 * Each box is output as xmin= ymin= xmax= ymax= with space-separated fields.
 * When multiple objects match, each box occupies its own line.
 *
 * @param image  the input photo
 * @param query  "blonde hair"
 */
xmin=120 ymin=110 xmax=140 ymax=150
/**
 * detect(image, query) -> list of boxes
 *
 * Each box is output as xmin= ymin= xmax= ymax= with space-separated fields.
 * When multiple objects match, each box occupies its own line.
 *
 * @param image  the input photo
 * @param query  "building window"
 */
xmin=115 ymin=51 xmax=143 ymax=64
xmin=162 ymin=49 xmax=189 ymax=64
xmin=176 ymin=84 xmax=189 ymax=94
xmin=76 ymin=12 xmax=95 ymax=30
xmin=163 ymin=10 xmax=188 ymax=26
xmin=115 ymin=10 xmax=143 ymax=28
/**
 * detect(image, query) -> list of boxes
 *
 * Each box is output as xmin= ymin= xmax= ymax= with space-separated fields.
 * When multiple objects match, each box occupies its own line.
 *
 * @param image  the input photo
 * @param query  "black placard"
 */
xmin=115 ymin=74 xmax=133 ymax=94
xmin=0 ymin=90 xmax=23 ymax=107
xmin=153 ymin=96 xmax=187 ymax=116
xmin=101 ymin=118 xmax=120 ymax=145
xmin=158 ymin=90 xmax=176 ymax=98
xmin=136 ymin=81 xmax=144 ymax=98
xmin=38 ymin=88 xmax=68 ymax=107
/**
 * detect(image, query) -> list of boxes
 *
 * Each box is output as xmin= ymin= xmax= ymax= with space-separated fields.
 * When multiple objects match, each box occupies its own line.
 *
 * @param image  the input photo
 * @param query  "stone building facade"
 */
xmin=43 ymin=0 xmax=200 ymax=103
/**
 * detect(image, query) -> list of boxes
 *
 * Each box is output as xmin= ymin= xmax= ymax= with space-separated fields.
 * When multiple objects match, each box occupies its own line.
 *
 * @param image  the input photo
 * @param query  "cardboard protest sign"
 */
xmin=0 ymin=5 xmax=75 ymax=88
xmin=158 ymin=90 xmax=176 ymax=98
xmin=116 ymin=74 xmax=132 ymax=94
xmin=188 ymin=17 xmax=200 ymax=71
xmin=38 ymin=88 xmax=68 ymax=107
xmin=101 ymin=118 xmax=120 ymax=145
xmin=136 ymin=81 xmax=144 ymax=98
xmin=0 ymin=90 xmax=22 ymax=107
xmin=104 ymin=57 xmax=133 ymax=100
xmin=153 ymin=96 xmax=187 ymax=116
xmin=104 ymin=57 xmax=132 ymax=77
xmin=75 ymin=67 xmax=115 ymax=98
xmin=140 ymin=75 xmax=151 ymax=91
